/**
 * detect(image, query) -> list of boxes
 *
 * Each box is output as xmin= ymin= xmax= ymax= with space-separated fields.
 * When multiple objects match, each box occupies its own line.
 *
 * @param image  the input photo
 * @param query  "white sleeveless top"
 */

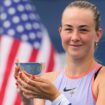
xmin=45 ymin=63 xmax=102 ymax=105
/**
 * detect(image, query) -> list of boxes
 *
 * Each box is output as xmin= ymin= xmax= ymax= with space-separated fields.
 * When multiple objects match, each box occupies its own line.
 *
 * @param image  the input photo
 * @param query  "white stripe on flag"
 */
xmin=36 ymin=32 xmax=51 ymax=70
xmin=2 ymin=65 xmax=17 ymax=105
xmin=0 ymin=36 xmax=14 ymax=88
xmin=16 ymin=41 xmax=33 ymax=62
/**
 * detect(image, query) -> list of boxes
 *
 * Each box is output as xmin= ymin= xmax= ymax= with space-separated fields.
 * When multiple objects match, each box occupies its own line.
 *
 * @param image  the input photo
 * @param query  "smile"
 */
xmin=69 ymin=44 xmax=82 ymax=47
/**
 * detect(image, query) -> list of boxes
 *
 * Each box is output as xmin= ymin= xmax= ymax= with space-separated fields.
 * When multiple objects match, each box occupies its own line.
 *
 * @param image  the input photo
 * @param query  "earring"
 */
xmin=95 ymin=42 xmax=98 ymax=47
xmin=96 ymin=42 xmax=98 ymax=46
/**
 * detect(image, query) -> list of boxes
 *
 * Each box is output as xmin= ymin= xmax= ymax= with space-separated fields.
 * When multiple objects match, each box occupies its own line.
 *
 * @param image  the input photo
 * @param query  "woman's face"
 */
xmin=59 ymin=7 xmax=102 ymax=59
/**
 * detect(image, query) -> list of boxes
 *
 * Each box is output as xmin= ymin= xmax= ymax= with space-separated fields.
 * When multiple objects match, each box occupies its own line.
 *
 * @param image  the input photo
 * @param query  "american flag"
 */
xmin=0 ymin=0 xmax=61 ymax=105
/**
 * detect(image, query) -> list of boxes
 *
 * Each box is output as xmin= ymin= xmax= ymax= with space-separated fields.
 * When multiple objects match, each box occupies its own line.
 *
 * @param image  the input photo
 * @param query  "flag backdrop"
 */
xmin=0 ymin=0 xmax=61 ymax=105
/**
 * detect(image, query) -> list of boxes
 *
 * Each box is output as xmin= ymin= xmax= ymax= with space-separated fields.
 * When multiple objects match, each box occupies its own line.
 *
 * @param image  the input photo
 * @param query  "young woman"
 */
xmin=15 ymin=1 xmax=105 ymax=105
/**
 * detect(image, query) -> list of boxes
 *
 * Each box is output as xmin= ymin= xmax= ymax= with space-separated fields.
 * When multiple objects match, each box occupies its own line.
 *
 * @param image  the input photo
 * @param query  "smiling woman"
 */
xmin=14 ymin=1 xmax=105 ymax=105
xmin=59 ymin=6 xmax=102 ymax=60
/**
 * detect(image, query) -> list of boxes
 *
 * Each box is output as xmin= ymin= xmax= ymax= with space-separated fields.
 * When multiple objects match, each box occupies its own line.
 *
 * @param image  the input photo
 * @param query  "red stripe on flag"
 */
xmin=46 ymin=45 xmax=55 ymax=72
xmin=29 ymin=49 xmax=39 ymax=62
xmin=0 ymin=39 xmax=20 ymax=105
xmin=14 ymin=93 xmax=21 ymax=105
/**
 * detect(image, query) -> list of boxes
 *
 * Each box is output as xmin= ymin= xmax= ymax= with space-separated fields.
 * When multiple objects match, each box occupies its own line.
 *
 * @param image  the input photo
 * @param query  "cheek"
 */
xmin=60 ymin=34 xmax=69 ymax=43
xmin=83 ymin=35 xmax=95 ymax=47
xmin=60 ymin=34 xmax=70 ymax=50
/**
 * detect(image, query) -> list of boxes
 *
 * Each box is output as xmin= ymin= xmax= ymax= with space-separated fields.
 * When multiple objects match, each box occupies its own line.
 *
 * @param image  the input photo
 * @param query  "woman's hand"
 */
xmin=17 ymin=71 xmax=60 ymax=101
xmin=14 ymin=66 xmax=33 ymax=105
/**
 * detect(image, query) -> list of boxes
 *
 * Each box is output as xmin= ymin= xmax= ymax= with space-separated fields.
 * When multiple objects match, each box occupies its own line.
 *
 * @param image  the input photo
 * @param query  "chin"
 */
xmin=71 ymin=54 xmax=82 ymax=59
xmin=68 ymin=52 xmax=83 ymax=59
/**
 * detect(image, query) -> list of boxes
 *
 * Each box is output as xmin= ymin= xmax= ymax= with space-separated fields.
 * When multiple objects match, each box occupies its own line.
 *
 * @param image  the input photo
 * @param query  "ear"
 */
xmin=95 ymin=28 xmax=103 ymax=43
xmin=58 ymin=26 xmax=62 ymax=36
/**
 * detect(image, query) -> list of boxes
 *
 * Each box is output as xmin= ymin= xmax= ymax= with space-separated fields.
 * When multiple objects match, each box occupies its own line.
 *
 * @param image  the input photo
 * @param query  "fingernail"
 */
xmin=16 ymin=82 xmax=18 ymax=86
xmin=15 ymin=76 xmax=17 ymax=80
xmin=15 ymin=66 xmax=20 ymax=71
xmin=32 ymin=75 xmax=35 ymax=79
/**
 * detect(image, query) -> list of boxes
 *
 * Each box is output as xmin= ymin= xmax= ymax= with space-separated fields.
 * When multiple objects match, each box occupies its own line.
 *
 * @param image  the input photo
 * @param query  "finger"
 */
xmin=32 ymin=76 xmax=49 ymax=83
xmin=18 ymin=83 xmax=32 ymax=95
xmin=14 ymin=58 xmax=20 ymax=78
xmin=19 ymin=72 xmax=32 ymax=84
xmin=18 ymin=80 xmax=39 ymax=98
xmin=14 ymin=65 xmax=20 ymax=79
xmin=18 ymin=72 xmax=29 ymax=87
xmin=17 ymin=73 xmax=39 ymax=92
xmin=23 ymin=71 xmax=32 ymax=78
xmin=18 ymin=72 xmax=48 ymax=96
xmin=21 ymin=73 xmax=48 ymax=89
xmin=18 ymin=73 xmax=50 ymax=99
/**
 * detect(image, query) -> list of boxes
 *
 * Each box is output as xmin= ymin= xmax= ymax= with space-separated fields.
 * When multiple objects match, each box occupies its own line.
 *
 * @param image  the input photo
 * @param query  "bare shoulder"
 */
xmin=98 ymin=66 xmax=105 ymax=86
xmin=94 ymin=66 xmax=105 ymax=84
xmin=95 ymin=66 xmax=105 ymax=105
xmin=40 ymin=70 xmax=60 ymax=82
xmin=98 ymin=66 xmax=105 ymax=79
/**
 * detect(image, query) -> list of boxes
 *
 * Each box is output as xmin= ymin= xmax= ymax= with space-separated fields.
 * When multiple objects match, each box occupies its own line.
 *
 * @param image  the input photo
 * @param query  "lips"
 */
xmin=70 ymin=44 xmax=82 ymax=47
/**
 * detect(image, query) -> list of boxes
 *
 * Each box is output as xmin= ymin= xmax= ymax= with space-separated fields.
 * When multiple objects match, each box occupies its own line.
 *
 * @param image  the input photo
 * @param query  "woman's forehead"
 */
xmin=62 ymin=7 xmax=95 ymax=27
xmin=63 ymin=7 xmax=94 ymax=18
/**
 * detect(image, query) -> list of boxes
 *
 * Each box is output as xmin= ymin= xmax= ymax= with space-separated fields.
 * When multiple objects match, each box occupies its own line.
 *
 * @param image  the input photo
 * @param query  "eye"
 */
xmin=79 ymin=29 xmax=89 ymax=33
xmin=64 ymin=28 xmax=72 ymax=32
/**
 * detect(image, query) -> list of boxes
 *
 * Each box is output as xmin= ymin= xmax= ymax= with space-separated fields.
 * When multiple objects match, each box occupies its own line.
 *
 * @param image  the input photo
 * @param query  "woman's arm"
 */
xmin=34 ymin=99 xmax=45 ymax=105
xmin=95 ymin=67 xmax=105 ymax=105
xmin=21 ymin=95 xmax=34 ymax=105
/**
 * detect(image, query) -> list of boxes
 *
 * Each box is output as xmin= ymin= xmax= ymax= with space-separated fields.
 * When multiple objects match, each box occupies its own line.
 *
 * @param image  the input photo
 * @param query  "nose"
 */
xmin=71 ymin=30 xmax=80 ymax=42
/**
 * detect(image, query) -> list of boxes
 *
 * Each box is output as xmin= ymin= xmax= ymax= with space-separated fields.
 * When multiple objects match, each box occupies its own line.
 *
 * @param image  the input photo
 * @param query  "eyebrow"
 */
xmin=62 ymin=24 xmax=72 ymax=27
xmin=62 ymin=24 xmax=89 ymax=28
xmin=79 ymin=25 xmax=89 ymax=28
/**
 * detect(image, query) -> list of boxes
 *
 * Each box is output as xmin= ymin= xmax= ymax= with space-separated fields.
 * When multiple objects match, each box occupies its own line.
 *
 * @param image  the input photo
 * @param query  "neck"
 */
xmin=65 ymin=54 xmax=97 ymax=77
